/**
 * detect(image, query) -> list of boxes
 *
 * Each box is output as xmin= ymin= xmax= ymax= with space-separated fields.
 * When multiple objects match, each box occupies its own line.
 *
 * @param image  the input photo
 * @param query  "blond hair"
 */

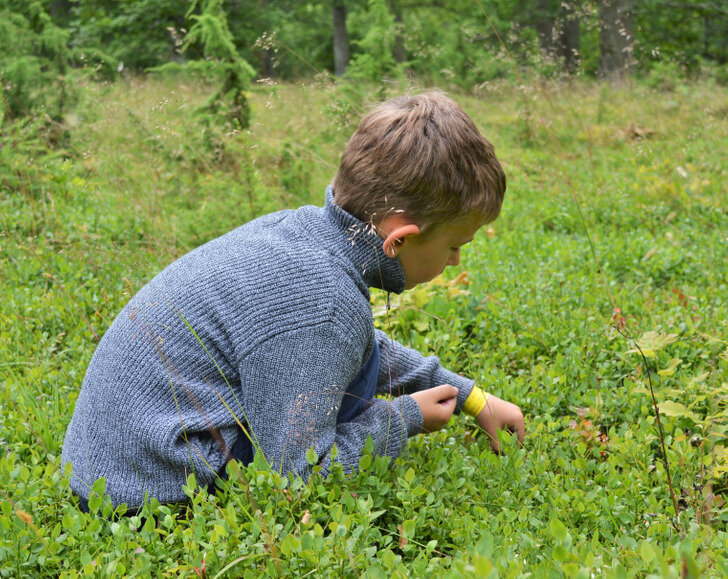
xmin=332 ymin=91 xmax=506 ymax=234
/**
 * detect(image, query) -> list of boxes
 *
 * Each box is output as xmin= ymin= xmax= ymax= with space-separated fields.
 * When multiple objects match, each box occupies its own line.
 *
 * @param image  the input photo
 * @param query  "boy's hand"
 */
xmin=410 ymin=385 xmax=459 ymax=433
xmin=475 ymin=395 xmax=525 ymax=453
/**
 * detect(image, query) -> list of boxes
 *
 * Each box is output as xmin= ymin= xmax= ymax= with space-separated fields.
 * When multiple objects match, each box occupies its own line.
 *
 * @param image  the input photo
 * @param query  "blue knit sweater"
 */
xmin=61 ymin=187 xmax=475 ymax=508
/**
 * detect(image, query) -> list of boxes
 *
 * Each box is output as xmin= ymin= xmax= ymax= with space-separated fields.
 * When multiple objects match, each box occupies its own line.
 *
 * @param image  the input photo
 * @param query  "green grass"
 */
xmin=1 ymin=75 xmax=727 ymax=576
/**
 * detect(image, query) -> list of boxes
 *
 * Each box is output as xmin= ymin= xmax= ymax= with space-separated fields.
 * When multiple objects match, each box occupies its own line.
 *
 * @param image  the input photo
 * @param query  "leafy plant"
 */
xmin=2 ymin=76 xmax=728 ymax=576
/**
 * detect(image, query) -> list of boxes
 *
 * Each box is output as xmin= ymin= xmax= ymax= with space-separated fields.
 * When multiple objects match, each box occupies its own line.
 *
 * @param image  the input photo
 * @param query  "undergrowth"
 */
xmin=1 ymin=76 xmax=727 ymax=576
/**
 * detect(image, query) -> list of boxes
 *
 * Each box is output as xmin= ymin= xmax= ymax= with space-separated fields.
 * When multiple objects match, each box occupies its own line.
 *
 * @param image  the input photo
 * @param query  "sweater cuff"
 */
xmin=433 ymin=367 xmax=475 ymax=415
xmin=398 ymin=395 xmax=424 ymax=437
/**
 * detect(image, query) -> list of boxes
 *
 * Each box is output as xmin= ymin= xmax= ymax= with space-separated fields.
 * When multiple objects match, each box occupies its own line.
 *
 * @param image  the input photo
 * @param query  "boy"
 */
xmin=62 ymin=91 xmax=525 ymax=511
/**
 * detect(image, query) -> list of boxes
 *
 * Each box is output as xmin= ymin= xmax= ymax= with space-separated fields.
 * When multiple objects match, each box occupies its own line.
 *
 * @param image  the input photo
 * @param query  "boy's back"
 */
xmin=63 ymin=191 xmax=436 ymax=508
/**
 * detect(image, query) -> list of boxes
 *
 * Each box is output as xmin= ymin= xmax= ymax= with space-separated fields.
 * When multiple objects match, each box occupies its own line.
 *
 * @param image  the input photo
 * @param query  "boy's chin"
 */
xmin=405 ymin=272 xmax=442 ymax=290
xmin=405 ymin=279 xmax=429 ymax=290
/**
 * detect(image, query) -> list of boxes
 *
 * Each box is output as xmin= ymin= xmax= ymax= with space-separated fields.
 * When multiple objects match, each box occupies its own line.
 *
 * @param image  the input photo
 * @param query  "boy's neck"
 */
xmin=324 ymin=186 xmax=406 ymax=295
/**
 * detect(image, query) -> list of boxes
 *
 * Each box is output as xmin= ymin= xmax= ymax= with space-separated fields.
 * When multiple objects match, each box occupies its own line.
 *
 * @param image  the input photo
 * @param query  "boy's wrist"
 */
xmin=462 ymin=386 xmax=490 ymax=417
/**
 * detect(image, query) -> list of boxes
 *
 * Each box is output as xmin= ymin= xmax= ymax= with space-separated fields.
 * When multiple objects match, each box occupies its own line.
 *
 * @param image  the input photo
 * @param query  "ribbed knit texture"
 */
xmin=62 ymin=187 xmax=475 ymax=508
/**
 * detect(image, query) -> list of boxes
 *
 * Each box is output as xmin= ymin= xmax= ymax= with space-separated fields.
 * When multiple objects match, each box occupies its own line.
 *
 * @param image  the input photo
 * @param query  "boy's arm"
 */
xmin=374 ymin=329 xmax=475 ymax=412
xmin=237 ymin=322 xmax=424 ymax=481
xmin=374 ymin=330 xmax=526 ymax=448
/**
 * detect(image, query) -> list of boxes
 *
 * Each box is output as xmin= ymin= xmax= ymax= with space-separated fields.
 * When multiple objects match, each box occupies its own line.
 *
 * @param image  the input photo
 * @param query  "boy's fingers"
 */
xmin=432 ymin=384 xmax=458 ymax=402
xmin=516 ymin=420 xmax=525 ymax=443
xmin=506 ymin=408 xmax=525 ymax=442
xmin=437 ymin=396 xmax=456 ymax=414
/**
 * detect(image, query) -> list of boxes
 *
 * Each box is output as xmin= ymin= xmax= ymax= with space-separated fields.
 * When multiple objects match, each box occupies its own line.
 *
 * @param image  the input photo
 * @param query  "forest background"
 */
xmin=3 ymin=0 xmax=728 ymax=124
xmin=2 ymin=0 xmax=728 ymax=576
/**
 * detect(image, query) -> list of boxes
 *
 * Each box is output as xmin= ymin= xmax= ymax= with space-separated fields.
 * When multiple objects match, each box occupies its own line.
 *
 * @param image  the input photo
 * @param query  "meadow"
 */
xmin=1 ymin=75 xmax=727 ymax=576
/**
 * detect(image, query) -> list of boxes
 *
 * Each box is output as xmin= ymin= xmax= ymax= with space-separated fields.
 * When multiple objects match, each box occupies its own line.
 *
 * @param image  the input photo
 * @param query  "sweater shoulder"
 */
xmin=244 ymin=252 xmax=373 ymax=353
xmin=116 ymin=204 xmax=372 ymax=360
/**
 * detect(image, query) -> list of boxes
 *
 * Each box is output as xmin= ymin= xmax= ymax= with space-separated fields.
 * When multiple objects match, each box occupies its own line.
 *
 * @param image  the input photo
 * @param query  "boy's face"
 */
xmin=395 ymin=214 xmax=484 ymax=290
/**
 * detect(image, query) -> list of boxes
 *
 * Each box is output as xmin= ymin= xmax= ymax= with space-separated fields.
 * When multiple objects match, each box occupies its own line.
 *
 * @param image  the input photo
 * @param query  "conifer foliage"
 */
xmin=178 ymin=0 xmax=255 ymax=129
xmin=347 ymin=0 xmax=400 ymax=82
xmin=0 ymin=0 xmax=73 ymax=125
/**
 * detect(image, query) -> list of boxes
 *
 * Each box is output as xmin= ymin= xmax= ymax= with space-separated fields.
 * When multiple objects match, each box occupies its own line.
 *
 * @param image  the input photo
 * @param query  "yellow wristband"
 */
xmin=462 ymin=386 xmax=490 ymax=417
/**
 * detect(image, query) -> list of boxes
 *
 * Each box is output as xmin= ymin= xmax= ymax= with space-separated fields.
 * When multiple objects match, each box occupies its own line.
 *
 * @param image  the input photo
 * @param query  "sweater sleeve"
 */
xmin=236 ymin=322 xmax=423 ymax=480
xmin=374 ymin=329 xmax=475 ymax=413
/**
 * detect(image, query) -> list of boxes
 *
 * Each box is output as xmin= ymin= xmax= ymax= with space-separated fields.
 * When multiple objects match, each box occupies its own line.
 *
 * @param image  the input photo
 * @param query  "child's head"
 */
xmin=332 ymin=91 xmax=506 ymax=236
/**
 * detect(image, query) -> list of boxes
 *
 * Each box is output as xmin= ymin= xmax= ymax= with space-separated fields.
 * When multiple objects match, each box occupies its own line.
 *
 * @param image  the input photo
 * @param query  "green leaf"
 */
xmin=280 ymin=533 xmax=301 ymax=556
xmin=306 ymin=446 xmax=318 ymax=466
xmin=186 ymin=473 xmax=197 ymax=491
xmin=253 ymin=450 xmax=267 ymax=470
xmin=87 ymin=495 xmax=101 ymax=514
xmin=91 ymin=477 xmax=106 ymax=497
xmin=549 ymin=518 xmax=567 ymax=542
xmin=367 ymin=509 xmax=387 ymax=521
xmin=658 ymin=358 xmax=682 ymax=377
xmin=630 ymin=348 xmax=657 ymax=358
xmin=476 ymin=534 xmax=494 ymax=557
xmin=552 ymin=544 xmax=569 ymax=562
xmin=404 ymin=467 xmax=415 ymax=483
xmin=639 ymin=540 xmax=656 ymax=563
xmin=657 ymin=401 xmax=699 ymax=422
xmin=627 ymin=330 xmax=678 ymax=357
xmin=62 ymin=514 xmax=75 ymax=531
xmin=412 ymin=320 xmax=428 ymax=332
xmin=688 ymin=372 xmax=709 ymax=386
xmin=473 ymin=555 xmax=493 ymax=576
xmin=359 ymin=454 xmax=372 ymax=471
xmin=381 ymin=549 xmax=398 ymax=570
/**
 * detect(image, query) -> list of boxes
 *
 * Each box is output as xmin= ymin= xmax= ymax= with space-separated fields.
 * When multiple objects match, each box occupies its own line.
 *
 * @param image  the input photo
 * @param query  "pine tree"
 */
xmin=184 ymin=0 xmax=256 ymax=129
xmin=0 ymin=0 xmax=73 ymax=125
xmin=347 ymin=0 xmax=400 ymax=83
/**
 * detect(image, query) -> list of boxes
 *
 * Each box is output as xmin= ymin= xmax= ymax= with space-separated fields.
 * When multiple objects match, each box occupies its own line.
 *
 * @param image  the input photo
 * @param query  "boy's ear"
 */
xmin=379 ymin=215 xmax=421 ymax=258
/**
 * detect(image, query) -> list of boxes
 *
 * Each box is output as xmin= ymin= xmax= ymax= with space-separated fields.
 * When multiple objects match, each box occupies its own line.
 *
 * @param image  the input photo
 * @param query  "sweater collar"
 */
xmin=324 ymin=186 xmax=406 ymax=294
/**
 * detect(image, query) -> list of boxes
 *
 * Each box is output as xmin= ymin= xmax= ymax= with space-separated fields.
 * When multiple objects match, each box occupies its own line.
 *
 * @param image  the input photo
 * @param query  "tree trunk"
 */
xmin=598 ymin=0 xmax=634 ymax=80
xmin=705 ymin=11 xmax=728 ymax=64
xmin=559 ymin=5 xmax=580 ymax=74
xmin=261 ymin=48 xmax=275 ymax=78
xmin=333 ymin=1 xmax=350 ymax=77
xmin=535 ymin=0 xmax=556 ymax=58
xmin=387 ymin=0 xmax=406 ymax=64
xmin=49 ymin=0 xmax=72 ymax=25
